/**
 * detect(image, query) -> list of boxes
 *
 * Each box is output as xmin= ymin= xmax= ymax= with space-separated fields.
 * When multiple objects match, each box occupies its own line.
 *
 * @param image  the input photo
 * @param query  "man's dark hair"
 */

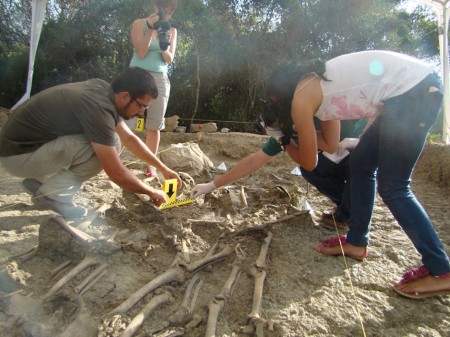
xmin=111 ymin=67 xmax=158 ymax=99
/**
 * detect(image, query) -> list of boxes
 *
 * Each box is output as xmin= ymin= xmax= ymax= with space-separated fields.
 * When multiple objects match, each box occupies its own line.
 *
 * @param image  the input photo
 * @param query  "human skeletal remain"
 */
xmin=74 ymin=262 xmax=108 ymax=294
xmin=178 ymin=171 xmax=195 ymax=190
xmin=111 ymin=245 xmax=233 ymax=315
xmin=205 ymin=263 xmax=241 ymax=337
xmin=152 ymin=274 xmax=203 ymax=334
xmin=241 ymin=231 xmax=275 ymax=336
xmin=50 ymin=260 xmax=72 ymax=279
xmin=43 ymin=256 xmax=98 ymax=299
xmin=120 ymin=290 xmax=173 ymax=337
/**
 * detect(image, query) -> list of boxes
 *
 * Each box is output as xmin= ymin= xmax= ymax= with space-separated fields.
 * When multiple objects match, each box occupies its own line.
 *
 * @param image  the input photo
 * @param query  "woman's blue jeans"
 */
xmin=347 ymin=73 xmax=450 ymax=276
xmin=300 ymin=153 xmax=350 ymax=221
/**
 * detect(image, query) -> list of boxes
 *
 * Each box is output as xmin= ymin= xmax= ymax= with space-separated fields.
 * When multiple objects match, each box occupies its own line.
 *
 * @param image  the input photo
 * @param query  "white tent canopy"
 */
xmin=12 ymin=0 xmax=47 ymax=109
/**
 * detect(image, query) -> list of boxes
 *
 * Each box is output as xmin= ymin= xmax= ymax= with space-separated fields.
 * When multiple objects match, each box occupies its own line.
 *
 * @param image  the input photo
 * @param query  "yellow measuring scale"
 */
xmin=159 ymin=179 xmax=195 ymax=210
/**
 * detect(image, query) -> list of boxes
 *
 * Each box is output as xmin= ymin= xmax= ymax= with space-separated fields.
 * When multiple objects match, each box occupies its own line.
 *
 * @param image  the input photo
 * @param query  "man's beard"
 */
xmin=118 ymin=100 xmax=134 ymax=120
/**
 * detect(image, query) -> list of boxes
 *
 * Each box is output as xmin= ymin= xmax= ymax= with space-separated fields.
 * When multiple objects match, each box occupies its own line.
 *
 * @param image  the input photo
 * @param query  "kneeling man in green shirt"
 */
xmin=0 ymin=67 xmax=181 ymax=218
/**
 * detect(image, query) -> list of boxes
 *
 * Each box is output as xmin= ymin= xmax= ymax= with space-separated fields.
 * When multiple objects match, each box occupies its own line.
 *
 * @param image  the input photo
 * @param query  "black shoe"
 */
xmin=33 ymin=192 xmax=87 ymax=219
xmin=22 ymin=178 xmax=43 ymax=196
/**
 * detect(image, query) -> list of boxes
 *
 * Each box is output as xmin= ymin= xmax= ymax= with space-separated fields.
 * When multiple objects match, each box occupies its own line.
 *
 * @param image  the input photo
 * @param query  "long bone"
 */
xmin=205 ymin=263 xmax=241 ymax=337
xmin=205 ymin=244 xmax=245 ymax=337
xmin=119 ymin=290 xmax=172 ymax=337
xmin=74 ymin=262 xmax=108 ymax=294
xmin=220 ymin=212 xmax=304 ymax=240
xmin=151 ymin=274 xmax=204 ymax=334
xmin=51 ymin=215 xmax=120 ymax=253
xmin=242 ymin=231 xmax=274 ymax=336
xmin=110 ymin=268 xmax=184 ymax=315
xmin=110 ymin=245 xmax=233 ymax=315
xmin=79 ymin=269 xmax=107 ymax=297
xmin=248 ymin=267 xmax=267 ymax=336
xmin=42 ymin=256 xmax=98 ymax=299
xmin=50 ymin=216 xmax=96 ymax=246
xmin=182 ymin=274 xmax=203 ymax=313
xmin=255 ymin=231 xmax=273 ymax=268
xmin=0 ymin=245 xmax=38 ymax=266
xmin=184 ymin=245 xmax=232 ymax=273
xmin=50 ymin=260 xmax=72 ymax=279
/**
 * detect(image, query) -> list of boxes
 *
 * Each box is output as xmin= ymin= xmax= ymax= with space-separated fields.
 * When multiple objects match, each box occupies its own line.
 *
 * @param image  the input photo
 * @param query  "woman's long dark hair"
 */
xmin=263 ymin=59 xmax=328 ymax=133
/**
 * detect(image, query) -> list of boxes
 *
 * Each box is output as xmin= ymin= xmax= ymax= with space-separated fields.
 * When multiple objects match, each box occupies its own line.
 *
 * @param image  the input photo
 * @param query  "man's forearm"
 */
xmin=122 ymin=134 xmax=166 ymax=171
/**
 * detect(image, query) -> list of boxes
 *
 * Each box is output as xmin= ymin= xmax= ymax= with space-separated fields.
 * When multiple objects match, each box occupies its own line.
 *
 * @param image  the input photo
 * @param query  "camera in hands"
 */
xmin=154 ymin=6 xmax=171 ymax=51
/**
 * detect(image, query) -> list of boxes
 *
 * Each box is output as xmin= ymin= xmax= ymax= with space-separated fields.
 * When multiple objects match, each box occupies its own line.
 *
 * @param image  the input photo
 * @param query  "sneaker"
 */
xmin=22 ymin=178 xmax=43 ymax=196
xmin=145 ymin=166 xmax=158 ymax=178
xmin=33 ymin=192 xmax=87 ymax=219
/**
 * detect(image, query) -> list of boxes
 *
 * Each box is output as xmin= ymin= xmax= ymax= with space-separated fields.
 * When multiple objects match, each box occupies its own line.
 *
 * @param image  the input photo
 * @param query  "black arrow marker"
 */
xmin=167 ymin=183 xmax=175 ymax=198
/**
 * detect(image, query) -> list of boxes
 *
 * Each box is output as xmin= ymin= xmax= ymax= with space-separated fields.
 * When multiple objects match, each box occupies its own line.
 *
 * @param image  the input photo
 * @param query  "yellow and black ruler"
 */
xmin=159 ymin=179 xmax=195 ymax=209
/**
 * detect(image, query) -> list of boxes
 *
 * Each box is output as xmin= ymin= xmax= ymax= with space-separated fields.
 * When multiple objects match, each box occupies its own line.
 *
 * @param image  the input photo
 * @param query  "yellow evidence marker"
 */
xmin=134 ymin=117 xmax=145 ymax=132
xmin=159 ymin=179 xmax=195 ymax=210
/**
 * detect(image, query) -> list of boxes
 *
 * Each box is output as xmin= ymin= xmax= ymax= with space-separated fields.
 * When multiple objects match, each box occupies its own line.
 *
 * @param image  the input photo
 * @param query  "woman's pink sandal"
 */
xmin=316 ymin=235 xmax=368 ymax=261
xmin=393 ymin=265 xmax=450 ymax=299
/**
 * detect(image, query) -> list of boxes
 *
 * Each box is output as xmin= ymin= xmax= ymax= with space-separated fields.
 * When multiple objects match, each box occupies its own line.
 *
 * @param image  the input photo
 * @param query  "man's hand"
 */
xmin=160 ymin=167 xmax=183 ymax=189
xmin=147 ymin=188 xmax=167 ymax=207
xmin=190 ymin=182 xmax=216 ymax=198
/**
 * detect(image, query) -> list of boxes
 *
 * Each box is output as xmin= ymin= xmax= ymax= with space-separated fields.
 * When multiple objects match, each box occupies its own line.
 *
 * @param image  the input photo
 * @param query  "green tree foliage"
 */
xmin=0 ymin=0 xmax=442 ymax=132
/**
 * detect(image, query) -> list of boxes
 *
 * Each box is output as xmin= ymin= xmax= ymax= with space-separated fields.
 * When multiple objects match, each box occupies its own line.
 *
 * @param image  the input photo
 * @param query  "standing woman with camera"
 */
xmin=129 ymin=0 xmax=178 ymax=178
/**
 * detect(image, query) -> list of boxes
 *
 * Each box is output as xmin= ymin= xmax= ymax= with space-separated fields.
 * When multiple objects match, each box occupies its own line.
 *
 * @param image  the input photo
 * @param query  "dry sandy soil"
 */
xmin=0 ymin=106 xmax=449 ymax=337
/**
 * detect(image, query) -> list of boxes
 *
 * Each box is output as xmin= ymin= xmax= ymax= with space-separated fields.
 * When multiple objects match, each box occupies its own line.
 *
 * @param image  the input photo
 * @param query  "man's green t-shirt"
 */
xmin=0 ymin=79 xmax=121 ymax=156
xmin=261 ymin=119 xmax=368 ymax=157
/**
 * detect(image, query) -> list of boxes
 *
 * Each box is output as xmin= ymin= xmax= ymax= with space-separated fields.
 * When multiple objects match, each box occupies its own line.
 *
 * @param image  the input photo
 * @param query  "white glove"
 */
xmin=190 ymin=182 xmax=217 ymax=198
xmin=265 ymin=129 xmax=284 ymax=142
xmin=339 ymin=138 xmax=360 ymax=150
